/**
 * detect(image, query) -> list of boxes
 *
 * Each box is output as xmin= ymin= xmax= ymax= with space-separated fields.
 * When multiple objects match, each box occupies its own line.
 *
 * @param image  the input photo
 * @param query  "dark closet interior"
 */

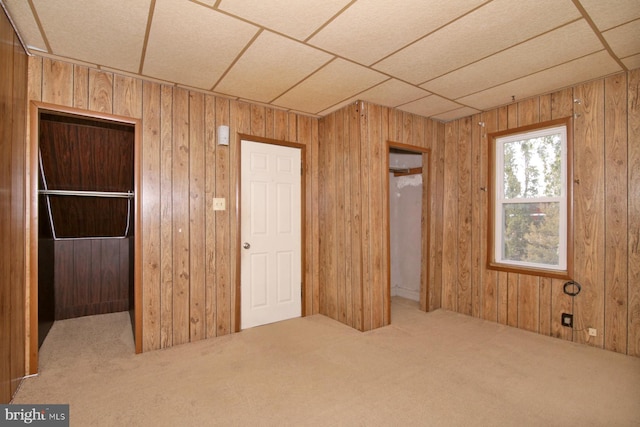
xmin=37 ymin=112 xmax=135 ymax=348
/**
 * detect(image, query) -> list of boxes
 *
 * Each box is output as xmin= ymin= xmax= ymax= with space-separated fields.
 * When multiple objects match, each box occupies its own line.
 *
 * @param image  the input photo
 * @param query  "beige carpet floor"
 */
xmin=12 ymin=297 xmax=640 ymax=426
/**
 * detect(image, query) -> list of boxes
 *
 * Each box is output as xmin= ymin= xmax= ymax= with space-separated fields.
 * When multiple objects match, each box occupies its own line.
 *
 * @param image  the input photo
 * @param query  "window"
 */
xmin=488 ymin=117 xmax=573 ymax=279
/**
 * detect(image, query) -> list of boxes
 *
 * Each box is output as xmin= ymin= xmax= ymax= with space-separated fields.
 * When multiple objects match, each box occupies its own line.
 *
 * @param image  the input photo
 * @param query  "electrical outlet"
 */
xmin=588 ymin=328 xmax=597 ymax=337
xmin=561 ymin=313 xmax=573 ymax=328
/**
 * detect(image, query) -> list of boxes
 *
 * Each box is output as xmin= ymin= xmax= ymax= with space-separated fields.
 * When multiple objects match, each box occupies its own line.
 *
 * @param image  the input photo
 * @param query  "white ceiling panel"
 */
xmin=358 ymin=79 xmax=432 ymax=108
xmin=2 ymin=0 xmax=47 ymax=52
xmin=422 ymin=20 xmax=602 ymax=99
xmin=30 ymin=0 xmax=151 ymax=72
xmin=214 ymin=30 xmax=332 ymax=103
xmin=397 ymin=95 xmax=463 ymax=118
xmin=432 ymin=106 xmax=481 ymax=122
xmin=217 ymin=0 xmax=352 ymax=41
xmin=2 ymin=0 xmax=637 ymax=122
xmin=143 ymin=0 xmax=258 ymax=89
xmin=602 ymin=20 xmax=640 ymax=59
xmin=309 ymin=0 xmax=486 ymax=65
xmin=579 ymin=0 xmax=640 ymax=31
xmin=273 ymin=59 xmax=387 ymax=114
xmin=374 ymin=0 xmax=581 ymax=84
xmin=623 ymin=53 xmax=640 ymax=70
xmin=458 ymin=51 xmax=621 ymax=110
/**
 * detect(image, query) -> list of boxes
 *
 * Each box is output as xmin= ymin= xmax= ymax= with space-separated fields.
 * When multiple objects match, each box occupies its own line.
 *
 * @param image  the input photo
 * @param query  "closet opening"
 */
xmin=29 ymin=103 xmax=142 ymax=374
xmin=387 ymin=143 xmax=429 ymax=319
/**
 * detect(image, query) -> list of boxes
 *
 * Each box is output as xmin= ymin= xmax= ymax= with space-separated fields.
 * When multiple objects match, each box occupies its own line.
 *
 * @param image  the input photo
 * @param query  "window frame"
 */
xmin=487 ymin=117 xmax=573 ymax=279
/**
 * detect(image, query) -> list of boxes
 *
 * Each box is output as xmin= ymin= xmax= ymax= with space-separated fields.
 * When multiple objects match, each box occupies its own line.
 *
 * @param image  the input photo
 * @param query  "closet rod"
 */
xmin=39 ymin=189 xmax=134 ymax=198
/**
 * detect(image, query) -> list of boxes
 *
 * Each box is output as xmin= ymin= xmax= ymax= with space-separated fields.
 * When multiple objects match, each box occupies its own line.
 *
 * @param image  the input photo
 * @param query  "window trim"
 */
xmin=487 ymin=117 xmax=573 ymax=279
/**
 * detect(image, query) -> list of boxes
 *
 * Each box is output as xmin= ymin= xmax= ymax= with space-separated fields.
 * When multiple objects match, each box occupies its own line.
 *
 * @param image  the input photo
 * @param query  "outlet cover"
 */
xmin=561 ymin=313 xmax=573 ymax=328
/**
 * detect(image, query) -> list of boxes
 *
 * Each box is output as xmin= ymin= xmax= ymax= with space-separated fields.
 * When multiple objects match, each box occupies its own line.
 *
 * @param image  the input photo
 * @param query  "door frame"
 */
xmin=386 ymin=141 xmax=431 ymax=316
xmin=235 ymin=134 xmax=306 ymax=332
xmin=28 ymin=101 xmax=142 ymax=373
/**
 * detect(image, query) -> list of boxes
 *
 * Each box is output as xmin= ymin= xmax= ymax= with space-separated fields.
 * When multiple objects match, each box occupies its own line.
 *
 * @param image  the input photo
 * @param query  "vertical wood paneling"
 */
xmin=349 ymin=104 xmax=363 ymax=329
xmin=171 ymin=88 xmax=190 ymax=345
xmin=114 ymin=74 xmax=142 ymax=119
xmin=431 ymin=121 xmax=445 ymax=311
xmin=73 ymin=65 xmax=88 ymax=110
xmin=604 ymin=73 xmax=628 ymax=353
xmin=42 ymin=58 xmax=73 ymax=106
xmin=439 ymin=72 xmax=638 ymax=357
xmin=628 ymin=69 xmax=640 ymax=357
xmin=481 ymin=109 xmax=498 ymax=322
xmin=10 ymin=36 xmax=27 ymax=396
xmin=88 ymin=69 xmax=113 ymax=113
xmin=573 ymin=81 xmax=605 ymax=348
xmin=471 ymin=114 xmax=482 ymax=318
xmin=214 ymin=98 xmax=230 ymax=336
xmin=21 ymin=57 xmax=323 ymax=374
xmin=442 ymin=121 xmax=458 ymax=311
xmin=360 ymin=103 xmax=372 ymax=330
xmin=368 ymin=104 xmax=385 ymax=328
xmin=159 ymin=85 xmax=173 ymax=348
xmin=457 ymin=117 xmax=472 ymax=315
xmin=550 ymin=88 xmax=575 ymax=341
xmin=189 ymin=92 xmax=205 ymax=341
xmin=1 ymin=11 xmax=28 ymax=402
xmin=141 ymin=81 xmax=161 ymax=351
xmin=335 ymin=109 xmax=346 ymax=323
xmin=309 ymin=116 xmax=321 ymax=315
xmin=204 ymin=95 xmax=217 ymax=339
xmin=231 ymin=101 xmax=251 ymax=332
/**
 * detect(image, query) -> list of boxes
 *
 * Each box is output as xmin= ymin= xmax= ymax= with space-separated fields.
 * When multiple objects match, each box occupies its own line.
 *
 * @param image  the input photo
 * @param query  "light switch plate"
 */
xmin=213 ymin=198 xmax=225 ymax=211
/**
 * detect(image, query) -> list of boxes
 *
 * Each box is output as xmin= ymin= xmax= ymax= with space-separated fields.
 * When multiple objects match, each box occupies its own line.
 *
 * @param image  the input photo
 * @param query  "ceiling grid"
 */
xmin=2 ymin=0 xmax=638 ymax=121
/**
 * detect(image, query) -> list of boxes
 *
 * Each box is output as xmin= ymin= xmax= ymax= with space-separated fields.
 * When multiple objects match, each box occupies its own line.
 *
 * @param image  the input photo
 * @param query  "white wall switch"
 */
xmin=213 ymin=198 xmax=226 ymax=211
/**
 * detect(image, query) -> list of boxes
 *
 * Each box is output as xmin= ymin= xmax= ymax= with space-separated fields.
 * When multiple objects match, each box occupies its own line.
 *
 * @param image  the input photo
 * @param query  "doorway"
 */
xmin=387 ymin=143 xmax=430 ymax=317
xmin=29 ymin=103 xmax=142 ymax=373
xmin=239 ymin=137 xmax=304 ymax=329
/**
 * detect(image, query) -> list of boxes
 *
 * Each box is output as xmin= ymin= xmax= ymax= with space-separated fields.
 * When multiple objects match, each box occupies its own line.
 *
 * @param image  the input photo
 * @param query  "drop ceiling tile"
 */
xmin=358 ymin=79 xmax=432 ymax=108
xmin=422 ymin=20 xmax=603 ymax=99
xmin=580 ymin=0 xmax=640 ymax=31
xmin=374 ymin=0 xmax=580 ymax=84
xmin=214 ymin=31 xmax=332 ymax=103
xmin=2 ymin=0 xmax=47 ymax=52
xmin=308 ymin=0 xmax=486 ymax=65
xmin=272 ymin=58 xmax=387 ymax=114
xmin=431 ymin=106 xmax=481 ymax=122
xmin=143 ymin=0 xmax=258 ymax=90
xmin=397 ymin=95 xmax=462 ymax=117
xmin=622 ymin=53 xmax=640 ymax=70
xmin=602 ymin=19 xmax=640 ymax=59
xmin=216 ymin=0 xmax=351 ymax=41
xmin=457 ymin=50 xmax=621 ymax=110
xmin=29 ymin=0 xmax=150 ymax=72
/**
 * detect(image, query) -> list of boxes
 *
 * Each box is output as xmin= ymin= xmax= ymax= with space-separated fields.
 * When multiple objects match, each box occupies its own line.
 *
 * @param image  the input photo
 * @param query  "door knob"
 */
xmin=243 ymin=242 xmax=251 ymax=249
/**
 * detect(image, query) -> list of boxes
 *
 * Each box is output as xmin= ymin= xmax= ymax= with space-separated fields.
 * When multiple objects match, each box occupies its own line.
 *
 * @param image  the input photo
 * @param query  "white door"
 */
xmin=241 ymin=140 xmax=301 ymax=329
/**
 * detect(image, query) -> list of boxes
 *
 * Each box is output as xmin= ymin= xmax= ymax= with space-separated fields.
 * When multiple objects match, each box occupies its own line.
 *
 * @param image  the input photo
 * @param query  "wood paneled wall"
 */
xmin=318 ymin=101 xmax=444 ymax=331
xmin=54 ymin=238 xmax=131 ymax=320
xmin=441 ymin=70 xmax=640 ymax=357
xmin=26 ymin=56 xmax=320 ymax=355
xmin=0 ymin=9 xmax=28 ymax=403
